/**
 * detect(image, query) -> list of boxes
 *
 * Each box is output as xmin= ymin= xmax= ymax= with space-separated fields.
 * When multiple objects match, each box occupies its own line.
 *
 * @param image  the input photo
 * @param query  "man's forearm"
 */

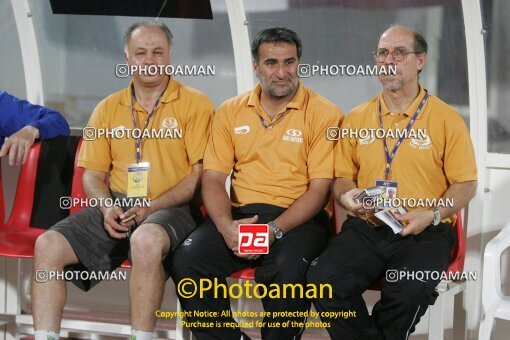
xmin=83 ymin=173 xmax=112 ymax=216
xmin=333 ymin=177 xmax=356 ymax=208
xmin=437 ymin=180 xmax=477 ymax=218
xmin=32 ymin=109 xmax=70 ymax=140
xmin=202 ymin=175 xmax=233 ymax=230
xmin=273 ymin=179 xmax=332 ymax=233
xmin=149 ymin=169 xmax=201 ymax=212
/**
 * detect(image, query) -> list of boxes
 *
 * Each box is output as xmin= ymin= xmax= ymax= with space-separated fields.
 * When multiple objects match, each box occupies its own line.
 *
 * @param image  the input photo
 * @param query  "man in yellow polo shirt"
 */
xmin=307 ymin=25 xmax=477 ymax=339
xmin=171 ymin=27 xmax=343 ymax=340
xmin=31 ymin=21 xmax=213 ymax=340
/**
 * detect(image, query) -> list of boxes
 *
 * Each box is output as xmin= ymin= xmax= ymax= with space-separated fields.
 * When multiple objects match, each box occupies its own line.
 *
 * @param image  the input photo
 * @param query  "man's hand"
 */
xmin=121 ymin=205 xmax=153 ymax=225
xmin=0 ymin=125 xmax=39 ymax=166
xmin=340 ymin=188 xmax=372 ymax=214
xmin=218 ymin=215 xmax=259 ymax=259
xmin=236 ymin=217 xmax=282 ymax=261
xmin=102 ymin=206 xmax=134 ymax=239
xmin=396 ymin=209 xmax=435 ymax=236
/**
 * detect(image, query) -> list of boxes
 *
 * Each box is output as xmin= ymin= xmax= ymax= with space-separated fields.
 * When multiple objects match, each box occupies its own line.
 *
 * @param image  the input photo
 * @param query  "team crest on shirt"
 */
xmin=162 ymin=117 xmax=179 ymax=129
xmin=409 ymin=131 xmax=432 ymax=150
xmin=234 ymin=125 xmax=250 ymax=135
xmin=283 ymin=129 xmax=303 ymax=143
xmin=112 ymin=125 xmax=127 ymax=132
xmin=359 ymin=135 xmax=375 ymax=145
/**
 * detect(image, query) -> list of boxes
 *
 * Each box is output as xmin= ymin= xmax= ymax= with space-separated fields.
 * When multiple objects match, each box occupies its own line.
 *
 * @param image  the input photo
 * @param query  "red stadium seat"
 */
xmin=0 ymin=137 xmax=82 ymax=258
xmin=449 ymin=211 xmax=466 ymax=274
xmin=0 ymin=143 xmax=46 ymax=258
xmin=0 ymin=169 xmax=4 ymax=224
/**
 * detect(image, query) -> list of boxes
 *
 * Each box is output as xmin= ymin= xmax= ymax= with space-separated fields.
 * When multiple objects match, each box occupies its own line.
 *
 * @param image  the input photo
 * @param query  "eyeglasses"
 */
xmin=372 ymin=47 xmax=420 ymax=62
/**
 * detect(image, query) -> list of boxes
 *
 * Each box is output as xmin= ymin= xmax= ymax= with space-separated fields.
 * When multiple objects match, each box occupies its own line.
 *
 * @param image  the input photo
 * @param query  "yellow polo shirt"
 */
xmin=335 ymin=85 xmax=477 ymax=223
xmin=78 ymin=79 xmax=214 ymax=199
xmin=204 ymin=81 xmax=343 ymax=208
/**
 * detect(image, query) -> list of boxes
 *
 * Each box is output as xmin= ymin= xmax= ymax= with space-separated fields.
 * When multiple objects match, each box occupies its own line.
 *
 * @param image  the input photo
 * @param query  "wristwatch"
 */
xmin=268 ymin=221 xmax=284 ymax=239
xmin=432 ymin=208 xmax=441 ymax=226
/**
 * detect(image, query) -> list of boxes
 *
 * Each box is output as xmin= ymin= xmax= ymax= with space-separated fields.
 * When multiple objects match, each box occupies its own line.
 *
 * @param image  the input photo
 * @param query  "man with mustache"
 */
xmin=32 ymin=20 xmax=213 ymax=340
xmin=171 ymin=27 xmax=343 ymax=340
xmin=307 ymin=25 xmax=477 ymax=339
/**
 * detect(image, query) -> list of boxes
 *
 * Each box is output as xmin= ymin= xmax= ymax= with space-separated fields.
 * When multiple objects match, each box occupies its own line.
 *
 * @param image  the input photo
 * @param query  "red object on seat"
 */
xmin=0 ymin=143 xmax=45 ymax=258
xmin=231 ymin=267 xmax=257 ymax=280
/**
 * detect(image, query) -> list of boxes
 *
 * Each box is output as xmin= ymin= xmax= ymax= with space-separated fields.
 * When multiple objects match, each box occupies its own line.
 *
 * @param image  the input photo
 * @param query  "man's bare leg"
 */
xmin=32 ymin=231 xmax=79 ymax=334
xmin=129 ymin=223 xmax=171 ymax=335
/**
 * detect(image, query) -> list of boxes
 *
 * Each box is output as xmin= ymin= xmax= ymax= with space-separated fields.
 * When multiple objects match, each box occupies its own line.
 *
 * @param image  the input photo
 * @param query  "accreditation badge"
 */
xmin=375 ymin=180 xmax=398 ymax=209
xmin=127 ymin=162 xmax=150 ymax=197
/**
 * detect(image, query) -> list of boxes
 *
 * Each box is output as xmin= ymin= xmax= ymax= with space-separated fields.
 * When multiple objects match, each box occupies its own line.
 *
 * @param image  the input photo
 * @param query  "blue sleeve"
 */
xmin=0 ymin=91 xmax=70 ymax=141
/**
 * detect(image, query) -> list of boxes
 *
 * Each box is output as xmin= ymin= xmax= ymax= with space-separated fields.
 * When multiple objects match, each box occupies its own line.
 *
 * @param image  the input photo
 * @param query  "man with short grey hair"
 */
xmin=31 ymin=20 xmax=214 ymax=340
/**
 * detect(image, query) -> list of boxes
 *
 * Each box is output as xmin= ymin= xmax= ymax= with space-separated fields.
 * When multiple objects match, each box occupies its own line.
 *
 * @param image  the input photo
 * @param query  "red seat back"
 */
xmin=0 ymin=170 xmax=4 ymax=223
xmin=3 ymin=143 xmax=41 ymax=229
xmin=448 ymin=211 xmax=465 ymax=273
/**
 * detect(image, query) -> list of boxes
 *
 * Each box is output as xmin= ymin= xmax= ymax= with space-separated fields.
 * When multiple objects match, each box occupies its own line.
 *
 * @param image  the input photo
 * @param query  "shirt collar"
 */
xmin=120 ymin=77 xmax=179 ymax=109
xmin=247 ymin=80 xmax=305 ymax=113
xmin=379 ymin=84 xmax=427 ymax=119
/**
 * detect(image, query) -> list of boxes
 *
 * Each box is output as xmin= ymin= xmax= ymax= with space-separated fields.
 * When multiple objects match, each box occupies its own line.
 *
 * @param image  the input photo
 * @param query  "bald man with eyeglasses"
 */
xmin=307 ymin=25 xmax=477 ymax=340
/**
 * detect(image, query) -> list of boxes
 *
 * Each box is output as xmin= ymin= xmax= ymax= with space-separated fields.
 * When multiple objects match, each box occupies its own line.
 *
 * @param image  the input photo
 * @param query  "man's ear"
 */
xmin=416 ymin=52 xmax=427 ymax=73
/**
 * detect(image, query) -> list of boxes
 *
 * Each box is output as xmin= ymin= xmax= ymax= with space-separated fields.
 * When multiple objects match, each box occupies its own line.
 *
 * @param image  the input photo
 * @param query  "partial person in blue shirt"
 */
xmin=0 ymin=91 xmax=70 ymax=166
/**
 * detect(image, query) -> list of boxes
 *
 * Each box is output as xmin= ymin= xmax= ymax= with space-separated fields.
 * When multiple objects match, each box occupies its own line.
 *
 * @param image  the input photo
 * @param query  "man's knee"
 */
xmin=383 ymin=281 xmax=439 ymax=307
xmin=34 ymin=231 xmax=77 ymax=268
xmin=130 ymin=223 xmax=170 ymax=266
xmin=307 ymin=262 xmax=366 ymax=299
xmin=306 ymin=260 xmax=326 ymax=286
xmin=170 ymin=238 xmax=208 ymax=279
xmin=258 ymin=254 xmax=312 ymax=284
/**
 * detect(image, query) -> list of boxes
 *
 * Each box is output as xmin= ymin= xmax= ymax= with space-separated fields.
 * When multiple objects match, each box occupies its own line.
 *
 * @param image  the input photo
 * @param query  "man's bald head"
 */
xmin=379 ymin=25 xmax=428 ymax=56
xmin=375 ymin=25 xmax=428 ymax=90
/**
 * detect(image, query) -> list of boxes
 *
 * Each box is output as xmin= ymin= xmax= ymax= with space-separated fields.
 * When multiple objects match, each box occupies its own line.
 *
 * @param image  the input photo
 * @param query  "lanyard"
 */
xmin=377 ymin=90 xmax=429 ymax=180
xmin=130 ymin=85 xmax=165 ymax=163
xmin=258 ymin=109 xmax=290 ymax=129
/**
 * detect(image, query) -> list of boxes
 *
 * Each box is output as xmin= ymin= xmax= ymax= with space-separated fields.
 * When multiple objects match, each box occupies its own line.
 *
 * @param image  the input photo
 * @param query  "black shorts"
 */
xmin=50 ymin=192 xmax=197 ymax=291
